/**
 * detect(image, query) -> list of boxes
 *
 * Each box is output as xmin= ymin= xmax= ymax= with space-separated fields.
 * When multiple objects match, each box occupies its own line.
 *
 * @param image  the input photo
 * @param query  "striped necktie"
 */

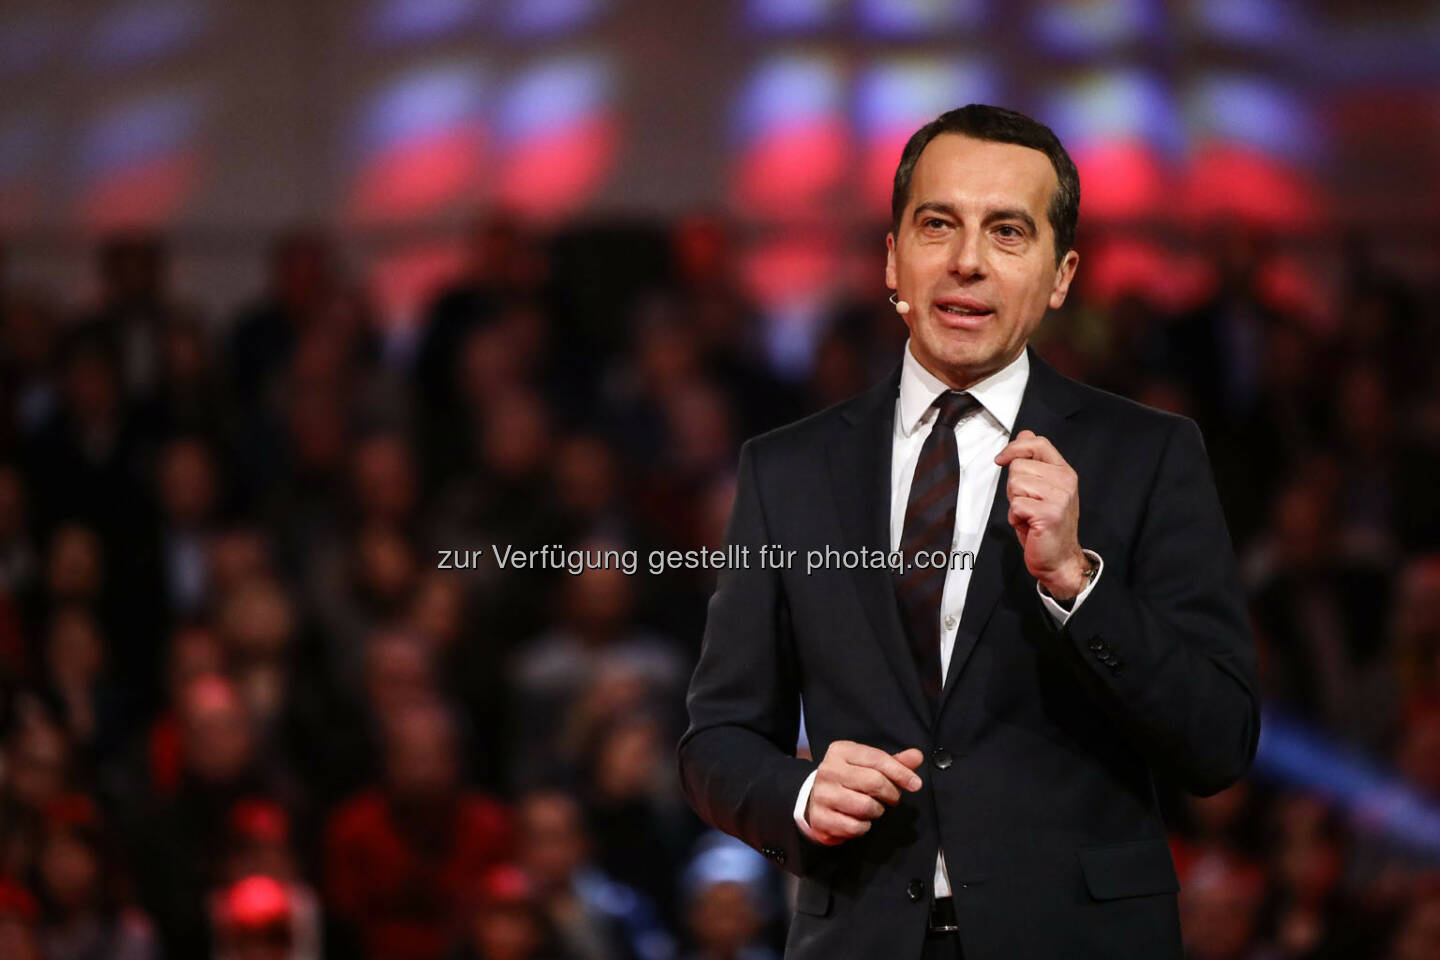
xmin=894 ymin=390 xmax=981 ymax=714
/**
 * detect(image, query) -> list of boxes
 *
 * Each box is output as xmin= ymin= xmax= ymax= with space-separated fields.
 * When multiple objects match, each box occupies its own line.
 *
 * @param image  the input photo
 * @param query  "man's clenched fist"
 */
xmin=804 ymin=740 xmax=925 ymax=846
xmin=995 ymin=429 xmax=1089 ymax=601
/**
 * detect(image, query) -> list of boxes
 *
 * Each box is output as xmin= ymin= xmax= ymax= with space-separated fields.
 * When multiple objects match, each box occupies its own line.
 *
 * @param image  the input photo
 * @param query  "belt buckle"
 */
xmin=928 ymin=895 xmax=959 ymax=933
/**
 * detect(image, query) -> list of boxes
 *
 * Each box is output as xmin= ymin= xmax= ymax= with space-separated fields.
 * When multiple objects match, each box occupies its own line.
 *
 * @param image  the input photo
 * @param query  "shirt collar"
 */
xmin=897 ymin=339 xmax=1029 ymax=438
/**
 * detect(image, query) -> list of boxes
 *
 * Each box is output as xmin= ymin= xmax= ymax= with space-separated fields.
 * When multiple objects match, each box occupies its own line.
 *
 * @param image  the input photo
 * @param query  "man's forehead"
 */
xmin=908 ymin=133 xmax=1056 ymax=216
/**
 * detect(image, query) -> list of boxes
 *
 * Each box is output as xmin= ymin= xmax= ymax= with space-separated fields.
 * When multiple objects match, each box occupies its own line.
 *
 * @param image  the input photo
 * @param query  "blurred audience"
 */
xmin=0 ymin=218 xmax=1437 ymax=959
xmin=324 ymin=700 xmax=510 ymax=960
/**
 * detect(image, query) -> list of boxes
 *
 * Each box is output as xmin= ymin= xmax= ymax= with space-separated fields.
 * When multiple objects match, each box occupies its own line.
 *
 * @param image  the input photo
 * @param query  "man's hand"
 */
xmin=804 ymin=741 xmax=925 ymax=846
xmin=995 ymin=429 xmax=1088 ymax=601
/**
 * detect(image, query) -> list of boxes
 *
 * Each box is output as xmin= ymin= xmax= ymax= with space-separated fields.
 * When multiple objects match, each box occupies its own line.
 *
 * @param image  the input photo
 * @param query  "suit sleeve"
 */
xmin=1051 ymin=416 xmax=1260 ymax=796
xmin=677 ymin=438 xmax=831 ymax=878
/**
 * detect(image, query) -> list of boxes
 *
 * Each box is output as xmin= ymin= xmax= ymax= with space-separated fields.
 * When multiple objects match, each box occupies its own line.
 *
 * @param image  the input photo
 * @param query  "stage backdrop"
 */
xmin=0 ymin=0 xmax=1436 ymax=325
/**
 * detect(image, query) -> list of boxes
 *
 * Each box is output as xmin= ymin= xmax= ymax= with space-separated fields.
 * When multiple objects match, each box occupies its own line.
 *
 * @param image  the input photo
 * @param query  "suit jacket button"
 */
xmin=931 ymin=747 xmax=953 ymax=770
xmin=1088 ymin=638 xmax=1105 ymax=652
xmin=774 ymin=849 xmax=786 ymax=863
xmin=907 ymin=879 xmax=925 ymax=902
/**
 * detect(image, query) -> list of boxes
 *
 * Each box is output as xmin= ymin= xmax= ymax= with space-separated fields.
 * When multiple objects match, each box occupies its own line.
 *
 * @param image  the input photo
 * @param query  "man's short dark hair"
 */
xmin=890 ymin=104 xmax=1080 ymax=265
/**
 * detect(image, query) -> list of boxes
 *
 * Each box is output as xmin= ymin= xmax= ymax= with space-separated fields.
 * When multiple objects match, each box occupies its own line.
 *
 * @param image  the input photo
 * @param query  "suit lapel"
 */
xmin=936 ymin=346 xmax=1083 ymax=716
xmin=825 ymin=348 xmax=1085 ymax=730
xmin=827 ymin=362 xmax=933 ymax=731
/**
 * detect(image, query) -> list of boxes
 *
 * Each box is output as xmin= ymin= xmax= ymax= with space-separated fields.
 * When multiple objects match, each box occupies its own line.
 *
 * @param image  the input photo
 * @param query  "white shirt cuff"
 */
xmin=1038 ymin=549 xmax=1104 ymax=626
xmin=792 ymin=768 xmax=823 ymax=842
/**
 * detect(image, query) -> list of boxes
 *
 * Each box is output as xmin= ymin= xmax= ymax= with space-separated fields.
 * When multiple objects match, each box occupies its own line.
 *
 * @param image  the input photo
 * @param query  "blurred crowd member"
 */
xmin=1393 ymin=707 xmax=1440 ymax=802
xmin=510 ymin=558 xmax=685 ymax=789
xmin=1162 ymin=224 xmax=1284 ymax=432
xmin=0 ymin=464 xmax=37 ymax=596
xmin=1392 ymin=556 xmax=1440 ymax=717
xmin=216 ymin=575 xmax=331 ymax=795
xmin=679 ymin=833 xmax=778 ymax=960
xmin=640 ymin=380 xmax=736 ymax=550
xmin=515 ymin=788 xmax=673 ymax=960
xmin=804 ymin=328 xmax=867 ymax=411
xmin=1160 ymin=226 xmax=1313 ymax=545
xmin=602 ymin=313 xmax=706 ymax=468
xmin=0 ymin=714 xmax=72 ymax=881
xmin=1075 ymin=292 xmax=1169 ymax=400
xmin=40 ymin=524 xmax=103 ymax=610
xmin=32 ymin=603 xmax=126 ymax=766
xmin=127 ymin=673 xmax=292 ymax=959
xmin=132 ymin=313 xmax=230 ymax=457
xmin=0 ymin=464 xmax=34 ymax=680
xmin=579 ymin=709 xmax=695 ymax=928
xmin=303 ymin=431 xmax=423 ymax=682
xmin=1179 ymin=850 xmax=1271 ymax=960
xmin=229 ymin=231 xmax=338 ymax=407
xmin=0 ymin=878 xmax=40 ymax=960
xmin=325 ymin=700 xmax=510 ymax=960
xmin=1169 ymin=781 xmax=1270 ymax=877
xmin=21 ymin=329 xmax=145 ymax=540
xmin=301 ymin=629 xmax=439 ymax=807
xmin=413 ymin=573 xmax=511 ymax=792
xmin=1384 ymin=884 xmax=1440 ymax=960
xmin=1331 ymin=361 xmax=1399 ymax=560
xmin=667 ymin=216 xmax=800 ymax=438
xmin=454 ymin=864 xmax=575 ymax=960
xmin=414 ymin=214 xmax=549 ymax=428
xmin=549 ymin=433 xmax=631 ymax=545
xmin=351 ymin=431 xmax=420 ymax=533
xmin=212 ymin=800 xmax=323 ymax=960
xmin=1255 ymin=795 xmax=1383 ymax=958
xmin=0 ymin=290 xmax=61 ymax=446
xmin=30 ymin=795 xmax=158 ymax=960
xmin=213 ymin=874 xmax=309 ymax=960
xmin=25 ymin=330 xmax=169 ymax=708
xmin=1246 ymin=466 xmax=1391 ymax=735
xmin=149 ymin=436 xmax=224 ymax=620
xmin=439 ymin=384 xmax=557 ymax=548
xmin=208 ymin=523 xmax=277 ymax=598
xmin=75 ymin=232 xmax=184 ymax=397
xmin=123 ymin=623 xmax=226 ymax=800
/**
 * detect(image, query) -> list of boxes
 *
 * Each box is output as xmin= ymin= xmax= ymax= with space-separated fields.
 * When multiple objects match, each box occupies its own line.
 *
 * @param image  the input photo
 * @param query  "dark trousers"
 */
xmin=921 ymin=930 xmax=963 ymax=960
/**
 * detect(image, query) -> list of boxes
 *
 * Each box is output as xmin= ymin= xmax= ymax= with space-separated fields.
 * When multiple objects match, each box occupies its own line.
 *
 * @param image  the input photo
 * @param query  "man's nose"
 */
xmin=948 ymin=230 xmax=986 ymax=280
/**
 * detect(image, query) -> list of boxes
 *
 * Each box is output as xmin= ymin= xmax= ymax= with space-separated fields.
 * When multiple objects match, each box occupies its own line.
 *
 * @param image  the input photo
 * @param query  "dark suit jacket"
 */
xmin=677 ymin=346 xmax=1260 ymax=959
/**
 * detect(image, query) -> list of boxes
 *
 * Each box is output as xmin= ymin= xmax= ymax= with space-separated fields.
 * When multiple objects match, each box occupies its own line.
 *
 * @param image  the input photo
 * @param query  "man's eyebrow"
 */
xmin=911 ymin=201 xmax=959 ymax=221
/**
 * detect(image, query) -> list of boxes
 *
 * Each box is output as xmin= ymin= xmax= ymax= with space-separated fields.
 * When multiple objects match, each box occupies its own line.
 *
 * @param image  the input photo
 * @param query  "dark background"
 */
xmin=1 ymin=2 xmax=1439 ymax=959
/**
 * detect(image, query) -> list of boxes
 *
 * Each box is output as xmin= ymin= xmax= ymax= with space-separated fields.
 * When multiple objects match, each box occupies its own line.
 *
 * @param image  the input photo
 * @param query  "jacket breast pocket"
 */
xmin=794 ymin=875 xmax=833 ymax=916
xmin=1077 ymin=839 xmax=1180 ymax=901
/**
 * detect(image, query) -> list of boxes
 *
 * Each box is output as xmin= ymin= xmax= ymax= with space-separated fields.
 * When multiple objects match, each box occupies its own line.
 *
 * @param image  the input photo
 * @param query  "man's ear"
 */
xmin=885 ymin=232 xmax=897 ymax=290
xmin=1048 ymin=249 xmax=1079 ymax=310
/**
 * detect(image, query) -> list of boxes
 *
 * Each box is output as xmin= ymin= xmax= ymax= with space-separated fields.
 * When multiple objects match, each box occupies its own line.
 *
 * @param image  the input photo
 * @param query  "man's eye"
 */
xmin=995 ymin=225 xmax=1022 ymax=239
xmin=923 ymin=218 xmax=948 ymax=230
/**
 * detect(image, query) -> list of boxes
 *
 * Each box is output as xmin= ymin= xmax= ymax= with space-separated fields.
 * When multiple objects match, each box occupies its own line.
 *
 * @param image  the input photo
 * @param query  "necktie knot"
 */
xmin=933 ymin=390 xmax=979 ymax=428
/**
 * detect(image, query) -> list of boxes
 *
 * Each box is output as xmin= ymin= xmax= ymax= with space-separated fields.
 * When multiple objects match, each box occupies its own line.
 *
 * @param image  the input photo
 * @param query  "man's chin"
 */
xmin=915 ymin=336 xmax=1016 ymax=386
xmin=932 ymin=340 xmax=993 ymax=370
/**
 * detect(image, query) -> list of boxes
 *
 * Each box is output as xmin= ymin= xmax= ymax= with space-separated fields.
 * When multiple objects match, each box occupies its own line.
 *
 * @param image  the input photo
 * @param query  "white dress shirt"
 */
xmin=792 ymin=341 xmax=1103 ymax=898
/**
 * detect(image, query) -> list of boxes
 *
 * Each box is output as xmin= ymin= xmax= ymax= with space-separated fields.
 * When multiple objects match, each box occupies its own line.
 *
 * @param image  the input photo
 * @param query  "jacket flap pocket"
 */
xmin=794 ymin=876 xmax=833 ymax=916
xmin=1078 ymin=839 xmax=1179 ymax=901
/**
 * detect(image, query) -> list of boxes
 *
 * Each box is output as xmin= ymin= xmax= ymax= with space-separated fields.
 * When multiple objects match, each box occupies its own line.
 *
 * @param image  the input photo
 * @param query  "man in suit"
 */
xmin=676 ymin=104 xmax=1260 ymax=959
